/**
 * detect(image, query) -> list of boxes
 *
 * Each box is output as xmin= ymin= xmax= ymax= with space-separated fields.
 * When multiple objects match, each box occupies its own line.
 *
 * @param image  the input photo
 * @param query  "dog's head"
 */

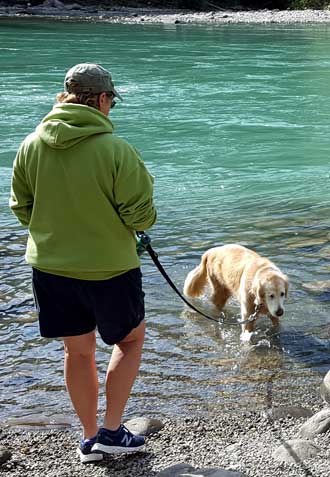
xmin=252 ymin=270 xmax=289 ymax=318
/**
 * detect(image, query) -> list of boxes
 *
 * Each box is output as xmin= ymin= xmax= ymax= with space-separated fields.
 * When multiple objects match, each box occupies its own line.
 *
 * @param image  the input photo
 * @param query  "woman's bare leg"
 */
xmin=103 ymin=320 xmax=145 ymax=430
xmin=63 ymin=331 xmax=99 ymax=439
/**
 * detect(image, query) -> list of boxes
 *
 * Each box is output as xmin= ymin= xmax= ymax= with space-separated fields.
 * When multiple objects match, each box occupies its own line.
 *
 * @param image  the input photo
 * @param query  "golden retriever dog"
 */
xmin=183 ymin=244 xmax=288 ymax=341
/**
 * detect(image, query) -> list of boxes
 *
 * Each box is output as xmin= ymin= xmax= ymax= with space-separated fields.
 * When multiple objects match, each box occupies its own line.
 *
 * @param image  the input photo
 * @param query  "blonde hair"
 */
xmin=56 ymin=91 xmax=100 ymax=110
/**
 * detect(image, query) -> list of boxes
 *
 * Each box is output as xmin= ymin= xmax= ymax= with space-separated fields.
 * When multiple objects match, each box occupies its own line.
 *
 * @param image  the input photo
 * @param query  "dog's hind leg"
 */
xmin=208 ymin=276 xmax=231 ymax=311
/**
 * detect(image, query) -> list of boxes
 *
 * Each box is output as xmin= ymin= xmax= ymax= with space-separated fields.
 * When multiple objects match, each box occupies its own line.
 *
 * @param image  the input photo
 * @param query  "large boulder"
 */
xmin=320 ymin=370 xmax=330 ymax=406
xmin=273 ymin=439 xmax=320 ymax=464
xmin=298 ymin=409 xmax=330 ymax=438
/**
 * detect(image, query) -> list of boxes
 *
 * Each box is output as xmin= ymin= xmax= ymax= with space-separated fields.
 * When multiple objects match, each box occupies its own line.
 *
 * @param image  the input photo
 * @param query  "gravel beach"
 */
xmin=1 ymin=403 xmax=330 ymax=476
xmin=2 ymin=1 xmax=330 ymax=24
xmin=0 ymin=362 xmax=328 ymax=477
xmin=1 ymin=377 xmax=330 ymax=476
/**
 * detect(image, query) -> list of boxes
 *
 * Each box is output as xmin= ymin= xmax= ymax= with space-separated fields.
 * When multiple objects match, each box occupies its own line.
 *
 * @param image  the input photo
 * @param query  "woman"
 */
xmin=10 ymin=63 xmax=157 ymax=463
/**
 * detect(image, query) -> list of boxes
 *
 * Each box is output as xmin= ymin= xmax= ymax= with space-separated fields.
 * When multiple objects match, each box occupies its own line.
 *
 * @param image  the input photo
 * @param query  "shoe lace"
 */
xmin=121 ymin=425 xmax=131 ymax=435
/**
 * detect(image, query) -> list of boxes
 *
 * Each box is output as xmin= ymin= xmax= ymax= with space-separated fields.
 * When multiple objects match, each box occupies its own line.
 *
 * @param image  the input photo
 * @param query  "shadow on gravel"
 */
xmin=95 ymin=452 xmax=157 ymax=477
xmin=266 ymin=379 xmax=318 ymax=477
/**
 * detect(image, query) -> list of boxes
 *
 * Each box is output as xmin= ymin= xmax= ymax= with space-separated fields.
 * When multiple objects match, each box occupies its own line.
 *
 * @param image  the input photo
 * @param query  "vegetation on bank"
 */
xmin=8 ymin=0 xmax=330 ymax=13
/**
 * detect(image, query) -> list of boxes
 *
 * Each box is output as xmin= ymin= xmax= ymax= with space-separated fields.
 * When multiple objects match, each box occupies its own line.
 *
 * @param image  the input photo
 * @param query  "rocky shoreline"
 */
xmin=0 ymin=371 xmax=330 ymax=477
xmin=2 ymin=0 xmax=330 ymax=24
xmin=0 ymin=410 xmax=330 ymax=476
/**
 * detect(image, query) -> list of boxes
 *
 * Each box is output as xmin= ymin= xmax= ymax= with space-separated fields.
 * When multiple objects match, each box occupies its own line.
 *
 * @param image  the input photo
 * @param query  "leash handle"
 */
xmin=136 ymin=232 xmax=151 ymax=256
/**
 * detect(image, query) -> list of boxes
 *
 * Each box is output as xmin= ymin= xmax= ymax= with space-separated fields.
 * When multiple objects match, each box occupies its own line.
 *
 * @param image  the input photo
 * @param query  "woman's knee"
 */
xmin=119 ymin=320 xmax=145 ymax=345
xmin=63 ymin=331 xmax=96 ymax=358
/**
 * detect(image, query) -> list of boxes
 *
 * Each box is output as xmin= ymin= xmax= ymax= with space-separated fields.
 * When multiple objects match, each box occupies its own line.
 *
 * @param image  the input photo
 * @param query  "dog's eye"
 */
xmin=281 ymin=292 xmax=285 ymax=297
xmin=270 ymin=294 xmax=275 ymax=299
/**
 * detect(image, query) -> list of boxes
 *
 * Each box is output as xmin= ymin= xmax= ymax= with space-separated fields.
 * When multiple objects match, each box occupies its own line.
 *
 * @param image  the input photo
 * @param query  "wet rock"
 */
xmin=263 ymin=405 xmax=313 ymax=420
xmin=2 ymin=415 xmax=72 ymax=430
xmin=318 ymin=246 xmax=330 ymax=259
xmin=156 ymin=464 xmax=246 ymax=477
xmin=287 ymin=237 xmax=326 ymax=250
xmin=320 ymin=370 xmax=330 ymax=405
xmin=0 ymin=445 xmax=11 ymax=465
xmin=125 ymin=417 xmax=164 ymax=436
xmin=156 ymin=463 xmax=195 ymax=476
xmin=192 ymin=471 xmax=245 ymax=477
xmin=273 ymin=439 xmax=320 ymax=463
xmin=298 ymin=409 xmax=330 ymax=438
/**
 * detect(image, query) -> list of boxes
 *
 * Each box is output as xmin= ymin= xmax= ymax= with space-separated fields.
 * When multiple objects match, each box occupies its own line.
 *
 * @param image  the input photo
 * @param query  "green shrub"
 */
xmin=288 ymin=0 xmax=327 ymax=7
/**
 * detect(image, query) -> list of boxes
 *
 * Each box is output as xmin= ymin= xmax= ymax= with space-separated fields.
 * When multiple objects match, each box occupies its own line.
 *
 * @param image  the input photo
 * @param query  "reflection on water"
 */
xmin=1 ymin=21 xmax=330 ymax=427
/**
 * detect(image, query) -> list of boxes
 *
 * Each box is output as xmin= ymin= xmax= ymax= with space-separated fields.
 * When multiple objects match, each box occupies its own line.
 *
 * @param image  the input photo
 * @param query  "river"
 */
xmin=1 ymin=18 xmax=330 ymax=429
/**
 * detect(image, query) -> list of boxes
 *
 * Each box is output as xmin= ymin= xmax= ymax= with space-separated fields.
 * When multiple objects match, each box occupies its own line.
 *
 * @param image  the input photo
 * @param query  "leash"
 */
xmin=136 ymin=232 xmax=260 ymax=326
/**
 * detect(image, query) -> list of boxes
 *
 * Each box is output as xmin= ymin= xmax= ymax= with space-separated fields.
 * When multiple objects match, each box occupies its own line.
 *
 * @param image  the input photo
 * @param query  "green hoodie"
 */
xmin=10 ymin=103 xmax=157 ymax=280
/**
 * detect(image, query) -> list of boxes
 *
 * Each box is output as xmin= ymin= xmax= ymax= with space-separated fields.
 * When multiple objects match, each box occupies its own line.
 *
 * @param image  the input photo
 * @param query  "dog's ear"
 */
xmin=251 ymin=278 xmax=264 ymax=305
xmin=284 ymin=275 xmax=289 ymax=298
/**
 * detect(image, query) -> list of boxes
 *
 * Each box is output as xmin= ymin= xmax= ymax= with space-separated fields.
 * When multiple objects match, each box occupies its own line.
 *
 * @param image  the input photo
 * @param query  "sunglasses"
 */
xmin=105 ymin=92 xmax=116 ymax=108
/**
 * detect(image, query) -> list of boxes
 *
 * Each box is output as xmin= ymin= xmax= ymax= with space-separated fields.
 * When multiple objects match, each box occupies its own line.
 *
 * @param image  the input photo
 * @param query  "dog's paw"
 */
xmin=240 ymin=330 xmax=255 ymax=342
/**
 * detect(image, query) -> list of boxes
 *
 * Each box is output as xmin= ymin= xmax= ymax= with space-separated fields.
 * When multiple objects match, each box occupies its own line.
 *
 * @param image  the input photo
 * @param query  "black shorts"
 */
xmin=32 ymin=268 xmax=145 ymax=345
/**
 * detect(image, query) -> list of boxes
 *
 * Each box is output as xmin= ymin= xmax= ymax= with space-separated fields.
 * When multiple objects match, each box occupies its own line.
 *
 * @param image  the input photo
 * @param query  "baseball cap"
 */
xmin=64 ymin=63 xmax=123 ymax=100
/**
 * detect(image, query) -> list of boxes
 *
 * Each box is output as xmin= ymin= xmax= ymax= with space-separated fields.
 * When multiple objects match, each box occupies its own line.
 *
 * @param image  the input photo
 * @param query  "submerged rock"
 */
xmin=263 ymin=405 xmax=313 ymax=421
xmin=302 ymin=280 xmax=330 ymax=293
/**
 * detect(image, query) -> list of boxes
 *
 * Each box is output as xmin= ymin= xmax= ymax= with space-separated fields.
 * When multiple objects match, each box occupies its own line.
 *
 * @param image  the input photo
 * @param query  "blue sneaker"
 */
xmin=77 ymin=435 xmax=103 ymax=463
xmin=92 ymin=425 xmax=146 ymax=454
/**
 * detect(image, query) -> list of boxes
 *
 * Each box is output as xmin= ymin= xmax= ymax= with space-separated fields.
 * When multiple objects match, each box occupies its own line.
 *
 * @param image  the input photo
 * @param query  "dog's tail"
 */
xmin=183 ymin=253 xmax=208 ymax=297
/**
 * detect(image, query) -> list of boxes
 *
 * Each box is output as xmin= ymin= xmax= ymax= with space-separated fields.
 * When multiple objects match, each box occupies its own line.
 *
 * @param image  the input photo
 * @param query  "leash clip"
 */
xmin=237 ymin=303 xmax=262 ymax=325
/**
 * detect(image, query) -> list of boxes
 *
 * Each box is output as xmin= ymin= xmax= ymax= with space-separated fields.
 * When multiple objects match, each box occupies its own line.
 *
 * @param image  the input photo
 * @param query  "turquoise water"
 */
xmin=1 ymin=18 xmax=330 ymax=428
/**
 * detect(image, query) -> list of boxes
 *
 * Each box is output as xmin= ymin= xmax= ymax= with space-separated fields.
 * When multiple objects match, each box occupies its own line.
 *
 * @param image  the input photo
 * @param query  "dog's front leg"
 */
xmin=240 ymin=303 xmax=257 ymax=342
xmin=268 ymin=314 xmax=280 ymax=328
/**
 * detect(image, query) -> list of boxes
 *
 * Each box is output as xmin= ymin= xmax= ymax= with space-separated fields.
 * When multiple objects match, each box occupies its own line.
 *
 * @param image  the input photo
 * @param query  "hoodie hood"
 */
xmin=36 ymin=103 xmax=113 ymax=149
